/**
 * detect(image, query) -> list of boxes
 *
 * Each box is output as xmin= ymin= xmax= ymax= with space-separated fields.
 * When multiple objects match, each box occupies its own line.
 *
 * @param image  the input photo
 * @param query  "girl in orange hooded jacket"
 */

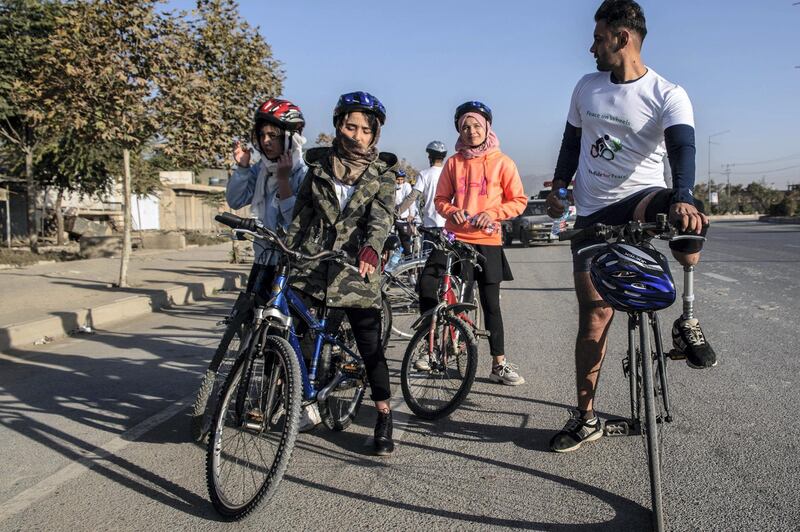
xmin=417 ymin=101 xmax=527 ymax=385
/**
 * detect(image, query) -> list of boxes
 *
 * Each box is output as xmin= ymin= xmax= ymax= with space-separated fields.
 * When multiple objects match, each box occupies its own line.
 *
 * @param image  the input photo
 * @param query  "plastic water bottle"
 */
xmin=384 ymin=246 xmax=404 ymax=272
xmin=469 ymin=215 xmax=501 ymax=235
xmin=550 ymin=188 xmax=570 ymax=237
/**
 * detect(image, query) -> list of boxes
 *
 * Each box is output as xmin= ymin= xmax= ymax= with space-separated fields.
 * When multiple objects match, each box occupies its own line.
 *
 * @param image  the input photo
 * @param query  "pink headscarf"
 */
xmin=455 ymin=112 xmax=500 ymax=159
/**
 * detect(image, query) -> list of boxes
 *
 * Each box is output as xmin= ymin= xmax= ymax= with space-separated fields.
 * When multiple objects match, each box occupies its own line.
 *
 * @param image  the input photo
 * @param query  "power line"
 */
xmin=710 ymin=163 xmax=800 ymax=176
xmin=728 ymin=152 xmax=800 ymax=166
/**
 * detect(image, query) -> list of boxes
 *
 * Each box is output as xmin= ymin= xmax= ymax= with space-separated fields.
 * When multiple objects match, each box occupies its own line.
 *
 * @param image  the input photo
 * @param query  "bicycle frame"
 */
xmin=259 ymin=264 xmax=362 ymax=402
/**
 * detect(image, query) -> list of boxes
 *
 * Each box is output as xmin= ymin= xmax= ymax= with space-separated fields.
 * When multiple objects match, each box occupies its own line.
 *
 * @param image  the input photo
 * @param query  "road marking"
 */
xmin=0 ymin=393 xmax=193 ymax=523
xmin=702 ymin=272 xmax=738 ymax=283
xmin=786 ymin=244 xmax=800 ymax=249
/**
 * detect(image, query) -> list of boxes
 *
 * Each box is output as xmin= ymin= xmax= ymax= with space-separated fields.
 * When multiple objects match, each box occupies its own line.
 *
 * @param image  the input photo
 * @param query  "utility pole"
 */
xmin=708 ymin=130 xmax=731 ymax=210
xmin=722 ymin=163 xmax=735 ymax=212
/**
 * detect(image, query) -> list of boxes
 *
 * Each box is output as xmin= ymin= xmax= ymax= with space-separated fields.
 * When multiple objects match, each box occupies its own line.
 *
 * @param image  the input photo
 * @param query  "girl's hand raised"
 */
xmin=276 ymin=153 xmax=292 ymax=180
xmin=233 ymin=140 xmax=251 ymax=168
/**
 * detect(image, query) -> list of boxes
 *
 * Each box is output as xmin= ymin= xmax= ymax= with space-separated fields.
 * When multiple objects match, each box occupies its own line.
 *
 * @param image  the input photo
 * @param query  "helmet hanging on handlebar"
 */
xmin=590 ymin=243 xmax=676 ymax=312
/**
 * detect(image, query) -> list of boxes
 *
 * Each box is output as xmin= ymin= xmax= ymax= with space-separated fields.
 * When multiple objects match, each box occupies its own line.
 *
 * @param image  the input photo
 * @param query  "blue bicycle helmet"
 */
xmin=454 ymin=101 xmax=492 ymax=131
xmin=590 ymin=243 xmax=676 ymax=312
xmin=333 ymin=91 xmax=386 ymax=126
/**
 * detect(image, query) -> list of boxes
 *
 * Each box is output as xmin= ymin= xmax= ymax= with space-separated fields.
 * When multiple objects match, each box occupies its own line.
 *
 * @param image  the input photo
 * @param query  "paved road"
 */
xmin=0 ymin=221 xmax=797 ymax=531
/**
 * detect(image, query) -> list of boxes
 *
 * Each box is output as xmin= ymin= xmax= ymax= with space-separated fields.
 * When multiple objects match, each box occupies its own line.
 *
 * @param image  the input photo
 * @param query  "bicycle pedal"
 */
xmin=604 ymin=418 xmax=632 ymax=437
xmin=667 ymin=348 xmax=686 ymax=361
xmin=340 ymin=362 xmax=363 ymax=376
xmin=473 ymin=328 xmax=491 ymax=338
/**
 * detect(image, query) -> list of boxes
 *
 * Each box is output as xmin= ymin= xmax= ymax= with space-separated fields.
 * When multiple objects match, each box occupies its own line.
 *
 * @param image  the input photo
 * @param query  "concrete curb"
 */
xmin=0 ymin=271 xmax=246 ymax=352
xmin=758 ymin=216 xmax=800 ymax=224
xmin=708 ymin=214 xmax=761 ymax=222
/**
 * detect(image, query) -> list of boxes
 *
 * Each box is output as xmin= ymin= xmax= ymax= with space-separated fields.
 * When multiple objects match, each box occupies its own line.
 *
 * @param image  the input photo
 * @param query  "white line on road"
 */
xmin=702 ymin=272 xmax=738 ymax=283
xmin=786 ymin=244 xmax=800 ymax=249
xmin=0 ymin=394 xmax=193 ymax=523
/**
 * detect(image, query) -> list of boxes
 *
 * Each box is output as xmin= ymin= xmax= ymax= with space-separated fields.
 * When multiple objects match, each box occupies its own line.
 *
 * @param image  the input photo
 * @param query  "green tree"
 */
xmin=0 ymin=0 xmax=61 ymax=251
xmin=25 ymin=132 xmax=113 ymax=244
xmin=158 ymin=0 xmax=284 ymax=171
xmin=745 ymin=180 xmax=781 ymax=214
xmin=44 ymin=0 xmax=169 ymax=286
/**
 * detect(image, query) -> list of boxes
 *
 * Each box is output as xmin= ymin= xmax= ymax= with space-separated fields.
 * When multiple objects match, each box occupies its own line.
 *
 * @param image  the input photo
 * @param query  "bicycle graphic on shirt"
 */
xmin=590 ymin=134 xmax=623 ymax=160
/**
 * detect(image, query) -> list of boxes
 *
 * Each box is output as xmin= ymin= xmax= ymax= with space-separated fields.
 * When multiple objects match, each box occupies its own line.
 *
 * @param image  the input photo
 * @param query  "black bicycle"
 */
xmin=558 ymin=214 xmax=704 ymax=532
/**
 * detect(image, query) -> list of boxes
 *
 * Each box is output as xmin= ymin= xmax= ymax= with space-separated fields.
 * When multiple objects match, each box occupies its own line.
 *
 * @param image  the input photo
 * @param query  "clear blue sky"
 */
xmin=167 ymin=0 xmax=800 ymax=190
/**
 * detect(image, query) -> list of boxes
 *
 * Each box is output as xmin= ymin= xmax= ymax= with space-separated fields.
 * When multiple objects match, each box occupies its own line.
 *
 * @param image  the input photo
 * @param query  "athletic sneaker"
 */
xmin=489 ymin=361 xmax=525 ymax=386
xmin=549 ymin=411 xmax=603 ymax=453
xmin=672 ymin=317 xmax=717 ymax=369
xmin=414 ymin=354 xmax=431 ymax=371
xmin=298 ymin=403 xmax=321 ymax=432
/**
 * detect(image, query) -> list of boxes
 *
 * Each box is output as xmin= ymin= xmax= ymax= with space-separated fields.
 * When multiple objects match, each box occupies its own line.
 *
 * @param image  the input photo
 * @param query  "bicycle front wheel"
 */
xmin=206 ymin=335 xmax=302 ymax=520
xmin=190 ymin=309 xmax=251 ymax=442
xmin=639 ymin=313 xmax=665 ymax=532
xmin=401 ymin=314 xmax=478 ymax=419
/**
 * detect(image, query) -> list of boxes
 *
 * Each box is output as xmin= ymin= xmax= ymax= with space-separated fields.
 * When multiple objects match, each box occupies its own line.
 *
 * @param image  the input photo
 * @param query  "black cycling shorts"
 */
xmin=571 ymin=187 xmax=707 ymax=273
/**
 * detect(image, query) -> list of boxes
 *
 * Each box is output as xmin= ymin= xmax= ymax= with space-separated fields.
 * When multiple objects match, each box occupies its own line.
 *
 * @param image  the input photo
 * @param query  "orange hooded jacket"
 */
xmin=434 ymin=149 xmax=527 ymax=245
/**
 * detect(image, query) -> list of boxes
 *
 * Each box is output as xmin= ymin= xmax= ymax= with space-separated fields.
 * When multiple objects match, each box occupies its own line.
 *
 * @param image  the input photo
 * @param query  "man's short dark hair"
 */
xmin=595 ymin=0 xmax=647 ymax=41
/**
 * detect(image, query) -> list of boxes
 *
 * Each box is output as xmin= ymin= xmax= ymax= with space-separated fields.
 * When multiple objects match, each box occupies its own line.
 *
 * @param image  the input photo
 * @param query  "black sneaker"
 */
xmin=549 ymin=411 xmax=603 ymax=453
xmin=672 ymin=317 xmax=717 ymax=369
xmin=373 ymin=410 xmax=394 ymax=456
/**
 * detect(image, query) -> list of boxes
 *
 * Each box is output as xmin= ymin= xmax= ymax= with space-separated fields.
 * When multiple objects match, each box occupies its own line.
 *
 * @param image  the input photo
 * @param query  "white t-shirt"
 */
xmin=567 ymin=68 xmax=694 ymax=216
xmin=413 ymin=166 xmax=446 ymax=227
xmin=334 ymin=180 xmax=356 ymax=211
xmin=394 ymin=182 xmax=417 ymax=219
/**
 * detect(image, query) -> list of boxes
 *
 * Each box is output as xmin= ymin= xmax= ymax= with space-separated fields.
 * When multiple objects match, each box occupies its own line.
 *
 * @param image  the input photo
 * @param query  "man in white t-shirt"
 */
xmin=397 ymin=141 xmax=448 ymax=251
xmin=546 ymin=0 xmax=716 ymax=454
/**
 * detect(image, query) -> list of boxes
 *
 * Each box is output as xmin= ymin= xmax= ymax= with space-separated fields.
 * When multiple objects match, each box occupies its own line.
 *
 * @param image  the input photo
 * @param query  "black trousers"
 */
xmin=327 ymin=308 xmax=390 ymax=402
xmin=418 ymin=246 xmax=511 ymax=357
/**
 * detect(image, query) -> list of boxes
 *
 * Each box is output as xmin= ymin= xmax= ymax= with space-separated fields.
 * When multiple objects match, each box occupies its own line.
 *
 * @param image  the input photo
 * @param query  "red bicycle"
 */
xmin=399 ymin=228 xmax=488 ymax=419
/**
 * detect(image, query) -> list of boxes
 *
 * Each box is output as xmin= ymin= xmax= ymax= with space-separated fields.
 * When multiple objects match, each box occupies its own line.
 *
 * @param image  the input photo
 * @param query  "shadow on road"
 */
xmin=0 ymin=297 xmax=236 ymax=521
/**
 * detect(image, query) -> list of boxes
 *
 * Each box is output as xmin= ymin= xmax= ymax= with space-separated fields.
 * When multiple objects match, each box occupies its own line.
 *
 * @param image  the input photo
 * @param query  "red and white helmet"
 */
xmin=253 ymin=98 xmax=305 ymax=133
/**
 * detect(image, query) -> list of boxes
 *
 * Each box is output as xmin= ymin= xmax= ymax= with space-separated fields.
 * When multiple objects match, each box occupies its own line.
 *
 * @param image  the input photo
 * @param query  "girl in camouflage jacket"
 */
xmin=285 ymin=91 xmax=397 ymax=456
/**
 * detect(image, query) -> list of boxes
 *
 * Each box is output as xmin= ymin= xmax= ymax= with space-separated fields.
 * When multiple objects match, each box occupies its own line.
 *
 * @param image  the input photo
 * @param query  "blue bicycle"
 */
xmin=206 ymin=213 xmax=368 ymax=519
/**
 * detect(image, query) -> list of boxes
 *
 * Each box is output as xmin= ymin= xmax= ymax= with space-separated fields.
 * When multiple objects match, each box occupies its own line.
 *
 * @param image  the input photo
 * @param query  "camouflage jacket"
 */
xmin=285 ymin=147 xmax=397 ymax=309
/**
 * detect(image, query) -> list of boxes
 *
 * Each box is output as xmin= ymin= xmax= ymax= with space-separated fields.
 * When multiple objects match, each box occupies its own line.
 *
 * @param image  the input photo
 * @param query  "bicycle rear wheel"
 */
xmin=191 ymin=308 xmax=251 ymax=442
xmin=400 ymin=314 xmax=478 ymax=419
xmin=206 ymin=335 xmax=301 ymax=520
xmin=639 ymin=312 xmax=665 ymax=532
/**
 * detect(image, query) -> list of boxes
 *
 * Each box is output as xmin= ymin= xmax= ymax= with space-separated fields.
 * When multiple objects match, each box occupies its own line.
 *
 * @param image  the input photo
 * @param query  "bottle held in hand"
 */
xmin=469 ymin=214 xmax=500 ymax=235
xmin=550 ymin=188 xmax=570 ymax=237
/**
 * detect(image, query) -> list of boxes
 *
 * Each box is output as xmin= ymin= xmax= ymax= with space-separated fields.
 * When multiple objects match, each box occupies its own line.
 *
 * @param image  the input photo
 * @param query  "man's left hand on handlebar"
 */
xmin=669 ymin=202 xmax=708 ymax=235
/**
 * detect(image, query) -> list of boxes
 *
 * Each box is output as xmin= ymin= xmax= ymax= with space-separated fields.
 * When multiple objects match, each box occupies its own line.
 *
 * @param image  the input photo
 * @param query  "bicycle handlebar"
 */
xmin=417 ymin=226 xmax=486 ymax=268
xmin=558 ymin=214 xmax=706 ymax=246
xmin=214 ymin=213 xmax=355 ymax=270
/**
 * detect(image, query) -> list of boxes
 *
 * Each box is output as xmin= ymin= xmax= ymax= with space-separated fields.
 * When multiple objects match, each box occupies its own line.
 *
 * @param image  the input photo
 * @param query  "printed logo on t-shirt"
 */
xmin=590 ymin=134 xmax=623 ymax=161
